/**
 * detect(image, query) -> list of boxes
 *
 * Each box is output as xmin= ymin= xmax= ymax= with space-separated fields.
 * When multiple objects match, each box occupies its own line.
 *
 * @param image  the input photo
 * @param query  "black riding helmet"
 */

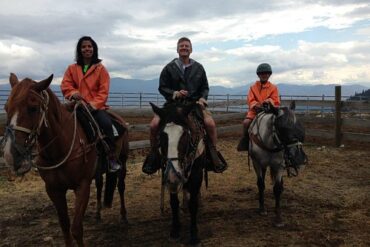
xmin=256 ymin=63 xmax=272 ymax=74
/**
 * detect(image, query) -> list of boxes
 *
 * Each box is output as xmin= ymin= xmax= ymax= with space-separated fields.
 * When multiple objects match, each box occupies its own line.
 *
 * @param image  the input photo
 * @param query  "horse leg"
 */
xmin=117 ymin=164 xmax=128 ymax=224
xmin=273 ymin=174 xmax=284 ymax=227
xmin=71 ymin=180 xmax=91 ymax=247
xmin=188 ymin=188 xmax=201 ymax=245
xmin=95 ymin=167 xmax=103 ymax=221
xmin=187 ymin=168 xmax=202 ymax=245
xmin=256 ymin=167 xmax=267 ymax=215
xmin=169 ymin=193 xmax=180 ymax=239
xmin=46 ymin=187 xmax=73 ymax=247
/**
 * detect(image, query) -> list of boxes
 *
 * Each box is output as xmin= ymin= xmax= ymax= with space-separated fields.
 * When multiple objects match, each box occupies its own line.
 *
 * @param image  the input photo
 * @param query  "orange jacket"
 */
xmin=246 ymin=81 xmax=280 ymax=119
xmin=61 ymin=63 xmax=110 ymax=110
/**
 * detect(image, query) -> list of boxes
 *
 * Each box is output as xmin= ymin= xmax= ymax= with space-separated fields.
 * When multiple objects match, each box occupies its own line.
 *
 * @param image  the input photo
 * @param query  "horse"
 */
xmin=248 ymin=101 xmax=307 ymax=227
xmin=2 ymin=73 xmax=129 ymax=247
xmin=150 ymin=101 xmax=206 ymax=245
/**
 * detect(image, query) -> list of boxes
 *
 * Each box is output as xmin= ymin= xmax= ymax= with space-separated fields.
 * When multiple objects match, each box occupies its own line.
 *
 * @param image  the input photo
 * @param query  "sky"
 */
xmin=1 ymin=0 xmax=370 ymax=88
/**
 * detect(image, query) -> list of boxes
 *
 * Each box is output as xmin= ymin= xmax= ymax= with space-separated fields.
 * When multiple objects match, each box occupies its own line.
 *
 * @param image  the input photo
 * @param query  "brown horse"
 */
xmin=2 ymin=73 xmax=129 ymax=247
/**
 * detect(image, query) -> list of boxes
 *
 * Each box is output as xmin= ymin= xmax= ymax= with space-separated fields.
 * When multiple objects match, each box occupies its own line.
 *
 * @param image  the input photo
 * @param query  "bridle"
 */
xmin=2 ymin=90 xmax=79 ymax=171
xmin=163 ymin=116 xmax=205 ymax=190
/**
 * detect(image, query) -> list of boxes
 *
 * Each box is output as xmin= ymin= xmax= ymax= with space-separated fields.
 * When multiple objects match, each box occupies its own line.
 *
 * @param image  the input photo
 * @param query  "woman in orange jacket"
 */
xmin=61 ymin=36 xmax=120 ymax=172
xmin=237 ymin=63 xmax=280 ymax=151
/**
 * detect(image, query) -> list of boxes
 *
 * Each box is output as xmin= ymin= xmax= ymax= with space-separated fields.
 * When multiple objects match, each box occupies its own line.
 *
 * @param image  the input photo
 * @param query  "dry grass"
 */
xmin=1 ymin=137 xmax=369 ymax=246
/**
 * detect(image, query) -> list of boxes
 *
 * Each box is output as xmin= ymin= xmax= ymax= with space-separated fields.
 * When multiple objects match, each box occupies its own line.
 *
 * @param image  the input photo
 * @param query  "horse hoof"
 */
xmin=258 ymin=209 xmax=267 ymax=216
xmin=273 ymin=221 xmax=285 ymax=228
xmin=120 ymin=217 xmax=129 ymax=226
xmin=188 ymin=238 xmax=201 ymax=246
xmin=95 ymin=214 xmax=101 ymax=222
xmin=169 ymin=231 xmax=180 ymax=240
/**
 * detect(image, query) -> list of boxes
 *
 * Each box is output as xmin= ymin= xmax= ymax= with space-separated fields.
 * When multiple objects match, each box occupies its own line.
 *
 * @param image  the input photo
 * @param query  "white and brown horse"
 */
xmin=151 ymin=101 xmax=206 ymax=245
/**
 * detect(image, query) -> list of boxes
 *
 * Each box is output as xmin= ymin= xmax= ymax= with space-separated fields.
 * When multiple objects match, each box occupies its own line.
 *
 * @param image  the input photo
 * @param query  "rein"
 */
xmin=250 ymin=112 xmax=284 ymax=153
xmin=34 ymin=101 xmax=80 ymax=170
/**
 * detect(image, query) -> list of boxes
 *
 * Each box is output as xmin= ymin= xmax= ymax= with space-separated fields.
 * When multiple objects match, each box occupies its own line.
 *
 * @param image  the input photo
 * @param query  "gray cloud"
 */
xmin=0 ymin=0 xmax=369 ymax=86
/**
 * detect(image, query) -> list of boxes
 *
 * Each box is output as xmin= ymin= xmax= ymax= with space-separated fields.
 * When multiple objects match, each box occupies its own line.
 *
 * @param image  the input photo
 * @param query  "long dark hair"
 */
xmin=75 ymin=36 xmax=102 ymax=66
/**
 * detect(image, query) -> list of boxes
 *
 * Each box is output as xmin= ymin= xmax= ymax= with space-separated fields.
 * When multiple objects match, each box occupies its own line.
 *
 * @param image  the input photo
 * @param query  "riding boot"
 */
xmin=207 ymin=139 xmax=228 ymax=173
xmin=108 ymin=152 xmax=121 ymax=173
xmin=102 ymin=138 xmax=121 ymax=173
xmin=237 ymin=127 xmax=249 ymax=151
xmin=142 ymin=133 xmax=161 ymax=175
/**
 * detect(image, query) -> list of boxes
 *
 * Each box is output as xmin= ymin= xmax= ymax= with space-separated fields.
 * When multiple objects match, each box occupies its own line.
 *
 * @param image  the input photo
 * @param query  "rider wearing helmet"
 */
xmin=237 ymin=63 xmax=280 ymax=151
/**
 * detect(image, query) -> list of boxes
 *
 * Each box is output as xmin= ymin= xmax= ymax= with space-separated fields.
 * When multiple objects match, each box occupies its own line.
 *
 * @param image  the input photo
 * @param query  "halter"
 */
xmin=3 ymin=90 xmax=79 ymax=171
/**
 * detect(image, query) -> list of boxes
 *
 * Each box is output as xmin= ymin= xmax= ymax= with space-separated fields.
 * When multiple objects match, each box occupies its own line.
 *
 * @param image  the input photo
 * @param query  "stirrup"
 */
xmin=208 ymin=145 xmax=228 ymax=173
xmin=213 ymin=151 xmax=228 ymax=173
xmin=108 ymin=159 xmax=121 ymax=173
xmin=237 ymin=136 xmax=249 ymax=151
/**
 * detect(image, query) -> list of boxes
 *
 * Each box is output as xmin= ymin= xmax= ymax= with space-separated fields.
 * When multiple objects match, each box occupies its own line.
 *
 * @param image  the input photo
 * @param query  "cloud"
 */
xmin=0 ymin=0 xmax=369 ymax=87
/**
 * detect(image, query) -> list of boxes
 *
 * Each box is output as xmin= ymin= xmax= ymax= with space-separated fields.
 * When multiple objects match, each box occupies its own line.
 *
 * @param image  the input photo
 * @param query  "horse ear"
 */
xmin=9 ymin=73 xmax=19 ymax=88
xmin=150 ymin=102 xmax=164 ymax=118
xmin=33 ymin=74 xmax=53 ymax=92
xmin=290 ymin=100 xmax=296 ymax=111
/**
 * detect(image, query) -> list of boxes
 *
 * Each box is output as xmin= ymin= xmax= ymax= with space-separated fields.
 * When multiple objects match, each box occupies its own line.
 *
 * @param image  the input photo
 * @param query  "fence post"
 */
xmin=139 ymin=92 xmax=142 ymax=109
xmin=226 ymin=94 xmax=229 ymax=113
xmin=212 ymin=95 xmax=215 ymax=112
xmin=321 ymin=94 xmax=325 ymax=117
xmin=335 ymin=86 xmax=342 ymax=147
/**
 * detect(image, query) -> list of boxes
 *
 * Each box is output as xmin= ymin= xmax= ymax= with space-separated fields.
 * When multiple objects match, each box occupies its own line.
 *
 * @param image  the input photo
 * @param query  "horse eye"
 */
xmin=28 ymin=107 xmax=39 ymax=114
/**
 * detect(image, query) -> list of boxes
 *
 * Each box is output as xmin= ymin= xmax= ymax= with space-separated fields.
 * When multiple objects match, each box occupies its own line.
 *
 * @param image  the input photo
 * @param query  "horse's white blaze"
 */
xmin=164 ymin=123 xmax=184 ymax=190
xmin=3 ymin=112 xmax=18 ymax=166
xmin=164 ymin=123 xmax=184 ymax=160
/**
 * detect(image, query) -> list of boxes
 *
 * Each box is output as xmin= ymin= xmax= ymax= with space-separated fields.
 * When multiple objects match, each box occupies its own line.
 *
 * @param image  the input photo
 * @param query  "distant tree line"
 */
xmin=349 ymin=89 xmax=370 ymax=100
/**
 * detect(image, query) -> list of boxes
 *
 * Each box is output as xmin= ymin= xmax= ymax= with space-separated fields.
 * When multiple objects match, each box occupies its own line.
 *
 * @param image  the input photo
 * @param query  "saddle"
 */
xmin=77 ymin=106 xmax=127 ymax=143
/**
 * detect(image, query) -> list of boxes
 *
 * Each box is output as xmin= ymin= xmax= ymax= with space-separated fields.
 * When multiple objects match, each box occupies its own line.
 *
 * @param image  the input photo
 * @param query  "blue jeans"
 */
xmin=92 ymin=110 xmax=115 ymax=151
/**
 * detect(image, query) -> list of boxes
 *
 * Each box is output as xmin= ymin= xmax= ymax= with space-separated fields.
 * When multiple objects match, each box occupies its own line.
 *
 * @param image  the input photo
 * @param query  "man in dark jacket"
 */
xmin=142 ymin=37 xmax=227 ymax=175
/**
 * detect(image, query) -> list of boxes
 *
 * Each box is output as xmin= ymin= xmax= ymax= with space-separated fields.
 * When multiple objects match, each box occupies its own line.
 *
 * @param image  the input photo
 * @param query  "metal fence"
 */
xmin=0 ymin=89 xmax=369 ymax=114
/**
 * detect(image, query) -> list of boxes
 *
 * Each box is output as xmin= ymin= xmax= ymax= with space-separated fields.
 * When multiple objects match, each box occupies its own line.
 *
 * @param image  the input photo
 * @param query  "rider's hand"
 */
xmin=71 ymin=93 xmax=82 ymax=101
xmin=253 ymin=103 xmax=263 ymax=113
xmin=173 ymin=90 xmax=188 ymax=99
xmin=197 ymin=97 xmax=208 ymax=109
xmin=178 ymin=90 xmax=188 ymax=98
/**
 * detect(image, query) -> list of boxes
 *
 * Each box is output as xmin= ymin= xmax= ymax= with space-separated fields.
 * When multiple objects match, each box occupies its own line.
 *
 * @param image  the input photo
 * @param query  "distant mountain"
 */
xmin=0 ymin=77 xmax=368 ymax=97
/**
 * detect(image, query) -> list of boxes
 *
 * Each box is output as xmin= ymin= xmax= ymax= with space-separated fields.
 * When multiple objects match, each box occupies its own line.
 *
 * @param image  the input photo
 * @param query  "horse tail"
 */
xmin=119 ymin=129 xmax=129 ymax=165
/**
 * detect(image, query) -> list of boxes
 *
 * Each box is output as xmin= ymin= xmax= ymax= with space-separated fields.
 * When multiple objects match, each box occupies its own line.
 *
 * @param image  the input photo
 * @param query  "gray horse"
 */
xmin=249 ymin=101 xmax=307 ymax=227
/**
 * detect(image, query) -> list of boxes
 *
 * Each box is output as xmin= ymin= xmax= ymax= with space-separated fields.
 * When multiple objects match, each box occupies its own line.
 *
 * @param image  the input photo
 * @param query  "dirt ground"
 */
xmin=1 ymin=135 xmax=369 ymax=247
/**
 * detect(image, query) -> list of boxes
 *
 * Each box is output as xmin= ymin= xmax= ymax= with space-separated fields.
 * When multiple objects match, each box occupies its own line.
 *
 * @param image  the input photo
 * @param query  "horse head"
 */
xmin=274 ymin=101 xmax=308 ymax=170
xmin=3 ymin=73 xmax=53 ymax=175
xmin=150 ymin=101 xmax=204 ymax=193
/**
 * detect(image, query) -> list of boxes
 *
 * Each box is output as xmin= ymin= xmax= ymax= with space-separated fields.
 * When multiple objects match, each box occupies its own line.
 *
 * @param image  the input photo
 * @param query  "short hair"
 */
xmin=75 ymin=36 xmax=101 ymax=65
xmin=177 ymin=37 xmax=192 ymax=49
